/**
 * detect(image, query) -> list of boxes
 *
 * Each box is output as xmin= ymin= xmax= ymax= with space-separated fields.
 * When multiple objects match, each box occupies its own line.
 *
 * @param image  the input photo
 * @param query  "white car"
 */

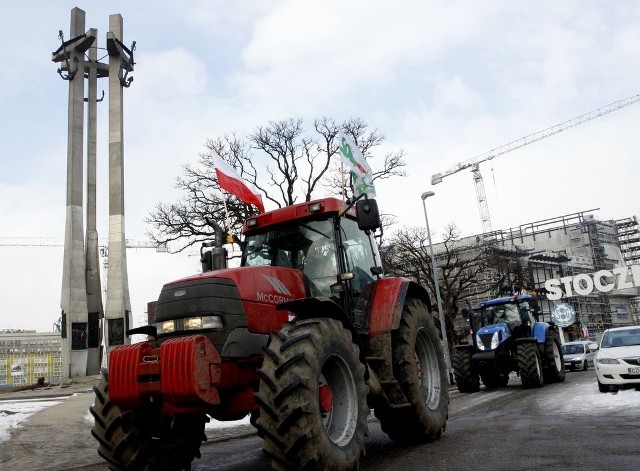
xmin=594 ymin=326 xmax=640 ymax=392
xmin=561 ymin=341 xmax=596 ymax=371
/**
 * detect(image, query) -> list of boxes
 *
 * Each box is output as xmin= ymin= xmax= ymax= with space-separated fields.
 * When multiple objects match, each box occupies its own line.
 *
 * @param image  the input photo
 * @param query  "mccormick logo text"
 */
xmin=257 ymin=275 xmax=293 ymax=304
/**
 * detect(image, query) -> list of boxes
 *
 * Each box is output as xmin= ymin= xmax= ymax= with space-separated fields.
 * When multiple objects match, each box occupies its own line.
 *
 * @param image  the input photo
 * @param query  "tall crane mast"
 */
xmin=431 ymin=93 xmax=640 ymax=234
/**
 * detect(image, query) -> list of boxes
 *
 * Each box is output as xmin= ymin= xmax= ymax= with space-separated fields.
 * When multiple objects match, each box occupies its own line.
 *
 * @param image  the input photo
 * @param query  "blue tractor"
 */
xmin=453 ymin=294 xmax=565 ymax=392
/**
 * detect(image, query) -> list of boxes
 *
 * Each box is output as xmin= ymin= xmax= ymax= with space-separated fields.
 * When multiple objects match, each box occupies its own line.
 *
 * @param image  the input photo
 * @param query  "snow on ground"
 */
xmin=0 ymin=394 xmax=251 ymax=445
xmin=0 ymin=397 xmax=62 ymax=443
xmin=539 ymin=379 xmax=640 ymax=418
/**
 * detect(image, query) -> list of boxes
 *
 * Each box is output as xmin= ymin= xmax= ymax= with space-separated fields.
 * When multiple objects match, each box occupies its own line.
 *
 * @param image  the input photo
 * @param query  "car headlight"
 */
xmin=596 ymin=358 xmax=620 ymax=365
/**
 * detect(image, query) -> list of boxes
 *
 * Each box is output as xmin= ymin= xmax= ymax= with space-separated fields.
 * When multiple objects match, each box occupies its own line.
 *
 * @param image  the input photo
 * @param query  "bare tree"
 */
xmin=146 ymin=117 xmax=406 ymax=252
xmin=383 ymin=224 xmax=513 ymax=354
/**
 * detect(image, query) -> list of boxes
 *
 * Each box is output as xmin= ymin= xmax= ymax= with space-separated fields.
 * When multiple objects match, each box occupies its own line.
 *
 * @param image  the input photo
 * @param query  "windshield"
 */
xmin=562 ymin=344 xmax=585 ymax=355
xmin=482 ymin=303 xmax=521 ymax=326
xmin=242 ymin=219 xmax=337 ymax=295
xmin=601 ymin=328 xmax=640 ymax=348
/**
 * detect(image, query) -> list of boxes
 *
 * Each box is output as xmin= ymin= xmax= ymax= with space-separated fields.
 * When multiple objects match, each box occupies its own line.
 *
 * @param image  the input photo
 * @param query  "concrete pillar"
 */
xmin=54 ymin=8 xmax=92 ymax=378
xmin=85 ymin=28 xmax=105 ymax=375
xmin=105 ymin=14 xmax=133 ymax=359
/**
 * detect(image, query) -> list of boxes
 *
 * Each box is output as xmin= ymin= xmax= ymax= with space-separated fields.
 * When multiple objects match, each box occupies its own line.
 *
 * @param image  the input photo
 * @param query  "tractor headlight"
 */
xmin=184 ymin=315 xmax=223 ymax=331
xmin=157 ymin=320 xmax=175 ymax=334
xmin=490 ymin=332 xmax=500 ymax=350
xmin=476 ymin=333 xmax=484 ymax=351
xmin=156 ymin=316 xmax=223 ymax=335
xmin=476 ymin=332 xmax=500 ymax=351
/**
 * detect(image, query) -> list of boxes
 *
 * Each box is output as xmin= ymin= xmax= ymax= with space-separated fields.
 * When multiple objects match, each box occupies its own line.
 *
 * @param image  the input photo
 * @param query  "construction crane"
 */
xmin=431 ymin=93 xmax=640 ymax=234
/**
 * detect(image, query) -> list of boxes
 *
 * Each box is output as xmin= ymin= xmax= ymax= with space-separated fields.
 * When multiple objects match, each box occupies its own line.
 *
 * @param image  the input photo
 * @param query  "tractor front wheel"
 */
xmin=255 ymin=318 xmax=368 ymax=471
xmin=453 ymin=349 xmax=480 ymax=393
xmin=90 ymin=370 xmax=207 ymax=471
xmin=375 ymin=298 xmax=449 ymax=443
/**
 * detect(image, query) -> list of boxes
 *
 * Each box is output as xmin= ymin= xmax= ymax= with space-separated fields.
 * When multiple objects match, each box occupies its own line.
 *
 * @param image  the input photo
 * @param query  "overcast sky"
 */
xmin=1 ymin=1 xmax=639 ymax=332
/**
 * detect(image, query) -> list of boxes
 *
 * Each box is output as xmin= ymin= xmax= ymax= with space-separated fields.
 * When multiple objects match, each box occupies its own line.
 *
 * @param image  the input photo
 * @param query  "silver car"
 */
xmin=562 ymin=341 xmax=596 ymax=371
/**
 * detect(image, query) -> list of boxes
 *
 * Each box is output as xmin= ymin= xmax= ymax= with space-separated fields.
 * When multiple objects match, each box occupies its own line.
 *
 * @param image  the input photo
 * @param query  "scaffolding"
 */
xmin=615 ymin=216 xmax=640 ymax=265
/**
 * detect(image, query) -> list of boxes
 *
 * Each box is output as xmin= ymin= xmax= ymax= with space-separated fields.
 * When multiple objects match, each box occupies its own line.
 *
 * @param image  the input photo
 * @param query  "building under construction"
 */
xmin=448 ymin=209 xmax=640 ymax=342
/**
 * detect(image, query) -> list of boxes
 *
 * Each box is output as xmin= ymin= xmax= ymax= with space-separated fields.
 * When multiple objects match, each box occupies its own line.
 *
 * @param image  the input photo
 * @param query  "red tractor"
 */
xmin=90 ymin=196 xmax=449 ymax=471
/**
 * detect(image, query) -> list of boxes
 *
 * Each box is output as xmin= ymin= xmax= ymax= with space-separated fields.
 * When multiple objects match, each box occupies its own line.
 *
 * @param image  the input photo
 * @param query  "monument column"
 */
xmin=105 ymin=14 xmax=134 ymax=358
xmin=52 ymin=8 xmax=94 ymax=377
xmin=85 ymin=28 xmax=107 ymax=375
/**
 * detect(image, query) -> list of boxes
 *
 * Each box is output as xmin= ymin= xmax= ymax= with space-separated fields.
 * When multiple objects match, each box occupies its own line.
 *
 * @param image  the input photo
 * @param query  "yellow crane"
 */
xmin=430 ymin=93 xmax=640 ymax=234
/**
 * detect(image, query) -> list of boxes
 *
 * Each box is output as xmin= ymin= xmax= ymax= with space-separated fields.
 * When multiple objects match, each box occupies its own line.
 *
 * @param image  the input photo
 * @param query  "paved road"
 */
xmin=2 ymin=370 xmax=639 ymax=470
xmin=191 ymin=370 xmax=640 ymax=471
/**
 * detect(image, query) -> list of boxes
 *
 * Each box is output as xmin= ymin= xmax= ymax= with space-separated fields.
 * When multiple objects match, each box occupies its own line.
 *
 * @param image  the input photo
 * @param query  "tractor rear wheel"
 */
xmin=517 ymin=343 xmax=544 ymax=388
xmin=255 ymin=318 xmax=368 ymax=471
xmin=376 ymin=298 xmax=449 ymax=443
xmin=90 ymin=370 xmax=207 ymax=471
xmin=452 ymin=349 xmax=480 ymax=393
xmin=543 ymin=329 xmax=566 ymax=383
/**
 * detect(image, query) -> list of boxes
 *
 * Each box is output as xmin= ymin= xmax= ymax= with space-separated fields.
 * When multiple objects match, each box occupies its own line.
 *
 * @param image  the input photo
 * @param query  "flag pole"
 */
xmin=220 ymin=192 xmax=234 ymax=249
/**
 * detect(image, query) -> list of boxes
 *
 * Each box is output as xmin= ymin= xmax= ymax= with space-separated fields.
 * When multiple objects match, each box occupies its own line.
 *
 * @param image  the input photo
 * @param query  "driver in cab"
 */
xmin=303 ymin=245 xmax=337 ymax=296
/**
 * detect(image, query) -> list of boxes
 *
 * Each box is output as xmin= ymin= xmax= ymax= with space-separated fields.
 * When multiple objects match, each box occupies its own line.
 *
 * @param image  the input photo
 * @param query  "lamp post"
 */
xmin=421 ymin=191 xmax=453 ymax=384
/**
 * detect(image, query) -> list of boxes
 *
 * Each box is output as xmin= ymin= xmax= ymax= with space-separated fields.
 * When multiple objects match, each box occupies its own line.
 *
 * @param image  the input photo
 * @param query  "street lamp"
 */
xmin=421 ymin=191 xmax=453 ymax=384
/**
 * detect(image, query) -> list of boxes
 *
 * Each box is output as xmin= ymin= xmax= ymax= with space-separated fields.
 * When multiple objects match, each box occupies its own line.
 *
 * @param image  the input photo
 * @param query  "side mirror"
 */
xmin=355 ymin=198 xmax=381 ymax=231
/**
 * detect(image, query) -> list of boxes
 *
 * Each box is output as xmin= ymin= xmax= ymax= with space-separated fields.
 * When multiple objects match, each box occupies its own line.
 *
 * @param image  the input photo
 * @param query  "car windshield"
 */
xmin=601 ymin=329 xmax=640 ymax=348
xmin=561 ymin=344 xmax=585 ymax=355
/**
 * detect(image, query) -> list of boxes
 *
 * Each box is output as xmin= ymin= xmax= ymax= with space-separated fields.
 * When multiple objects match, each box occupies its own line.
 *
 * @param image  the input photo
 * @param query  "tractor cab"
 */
xmin=477 ymin=296 xmax=538 ymax=343
xmin=241 ymin=196 xmax=383 ymax=309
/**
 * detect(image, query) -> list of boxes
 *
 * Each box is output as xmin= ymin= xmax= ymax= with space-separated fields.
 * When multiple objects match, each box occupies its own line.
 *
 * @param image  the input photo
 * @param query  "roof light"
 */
xmin=246 ymin=218 xmax=258 ymax=227
xmin=309 ymin=202 xmax=322 ymax=213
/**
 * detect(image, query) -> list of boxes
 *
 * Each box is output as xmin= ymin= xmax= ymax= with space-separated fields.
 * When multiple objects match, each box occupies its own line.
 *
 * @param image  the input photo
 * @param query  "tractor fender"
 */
xmin=276 ymin=297 xmax=368 ymax=376
xmin=531 ymin=322 xmax=550 ymax=344
xmin=369 ymin=278 xmax=432 ymax=337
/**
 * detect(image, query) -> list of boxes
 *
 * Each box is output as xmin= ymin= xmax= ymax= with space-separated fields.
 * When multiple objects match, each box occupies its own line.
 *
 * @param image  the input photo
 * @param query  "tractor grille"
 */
xmin=479 ymin=333 xmax=495 ymax=350
xmin=155 ymin=277 xmax=245 ymax=353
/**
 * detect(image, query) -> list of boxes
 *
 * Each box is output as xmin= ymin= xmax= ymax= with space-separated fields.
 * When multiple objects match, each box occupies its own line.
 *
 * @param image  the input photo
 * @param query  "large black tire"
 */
xmin=517 ymin=343 xmax=544 ymax=388
xmin=452 ymin=349 xmax=480 ymax=393
xmin=543 ymin=330 xmax=566 ymax=383
xmin=90 ymin=370 xmax=207 ymax=471
xmin=375 ymin=299 xmax=449 ymax=443
xmin=254 ymin=318 xmax=368 ymax=471
xmin=480 ymin=370 xmax=510 ymax=389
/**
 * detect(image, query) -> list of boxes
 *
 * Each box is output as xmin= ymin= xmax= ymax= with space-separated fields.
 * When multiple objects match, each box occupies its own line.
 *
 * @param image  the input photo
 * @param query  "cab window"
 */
xmin=339 ymin=218 xmax=381 ymax=292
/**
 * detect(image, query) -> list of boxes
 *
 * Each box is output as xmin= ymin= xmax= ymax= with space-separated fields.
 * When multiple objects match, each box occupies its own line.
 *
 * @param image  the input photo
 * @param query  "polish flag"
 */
xmin=212 ymin=153 xmax=265 ymax=213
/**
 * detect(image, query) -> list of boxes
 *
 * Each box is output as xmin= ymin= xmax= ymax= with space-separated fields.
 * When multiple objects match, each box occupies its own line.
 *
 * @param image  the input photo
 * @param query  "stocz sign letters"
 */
xmin=545 ymin=265 xmax=640 ymax=300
